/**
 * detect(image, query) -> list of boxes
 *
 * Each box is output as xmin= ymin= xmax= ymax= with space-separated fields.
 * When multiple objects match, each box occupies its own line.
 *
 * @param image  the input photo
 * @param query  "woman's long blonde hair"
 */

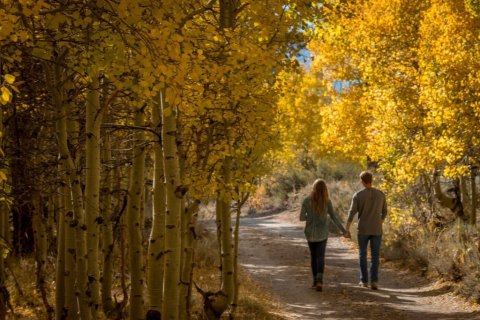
xmin=311 ymin=179 xmax=329 ymax=215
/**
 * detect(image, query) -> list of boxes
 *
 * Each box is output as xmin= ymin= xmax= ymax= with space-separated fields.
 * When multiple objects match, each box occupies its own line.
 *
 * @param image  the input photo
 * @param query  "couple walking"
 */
xmin=299 ymin=171 xmax=387 ymax=292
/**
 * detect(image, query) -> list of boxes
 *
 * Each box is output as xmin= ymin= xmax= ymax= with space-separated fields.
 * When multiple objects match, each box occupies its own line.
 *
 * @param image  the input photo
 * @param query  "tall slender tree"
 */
xmin=161 ymin=87 xmax=184 ymax=320
xmin=84 ymin=74 xmax=103 ymax=317
xmin=146 ymin=96 xmax=166 ymax=318
xmin=126 ymin=105 xmax=147 ymax=320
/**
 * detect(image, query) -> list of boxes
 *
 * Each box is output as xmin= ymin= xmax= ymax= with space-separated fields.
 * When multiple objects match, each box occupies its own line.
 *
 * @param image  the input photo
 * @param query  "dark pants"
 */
xmin=308 ymin=240 xmax=327 ymax=283
xmin=358 ymin=234 xmax=382 ymax=283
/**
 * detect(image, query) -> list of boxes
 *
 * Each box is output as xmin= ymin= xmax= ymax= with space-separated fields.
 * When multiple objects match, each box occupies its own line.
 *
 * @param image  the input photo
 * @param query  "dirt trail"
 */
xmin=238 ymin=209 xmax=480 ymax=320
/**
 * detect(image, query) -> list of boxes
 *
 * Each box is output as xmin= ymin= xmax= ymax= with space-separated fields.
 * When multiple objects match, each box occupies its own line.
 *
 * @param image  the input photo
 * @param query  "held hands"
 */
xmin=343 ymin=222 xmax=352 ymax=239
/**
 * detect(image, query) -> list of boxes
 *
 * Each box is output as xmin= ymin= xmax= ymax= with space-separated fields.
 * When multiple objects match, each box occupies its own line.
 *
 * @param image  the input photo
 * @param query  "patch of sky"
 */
xmin=297 ymin=48 xmax=312 ymax=68
xmin=333 ymin=80 xmax=351 ymax=92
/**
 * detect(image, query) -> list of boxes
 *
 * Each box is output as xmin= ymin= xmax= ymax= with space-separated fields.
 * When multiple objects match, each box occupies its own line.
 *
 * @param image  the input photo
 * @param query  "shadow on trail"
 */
xmin=239 ymin=212 xmax=480 ymax=320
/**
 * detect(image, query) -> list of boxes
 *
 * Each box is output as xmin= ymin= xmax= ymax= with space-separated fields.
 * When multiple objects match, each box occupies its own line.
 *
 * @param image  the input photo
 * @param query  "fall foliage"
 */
xmin=0 ymin=0 xmax=480 ymax=319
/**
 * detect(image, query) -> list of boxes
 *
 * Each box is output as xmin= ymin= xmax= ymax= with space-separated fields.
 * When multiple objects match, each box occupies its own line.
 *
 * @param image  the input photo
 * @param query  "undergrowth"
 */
xmin=192 ymin=220 xmax=285 ymax=319
xmin=3 ymin=216 xmax=283 ymax=320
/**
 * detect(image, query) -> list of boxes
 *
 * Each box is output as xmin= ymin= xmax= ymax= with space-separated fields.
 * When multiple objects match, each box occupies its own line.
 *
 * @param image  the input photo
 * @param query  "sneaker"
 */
xmin=371 ymin=282 xmax=378 ymax=290
xmin=359 ymin=281 xmax=368 ymax=288
xmin=315 ymin=281 xmax=323 ymax=292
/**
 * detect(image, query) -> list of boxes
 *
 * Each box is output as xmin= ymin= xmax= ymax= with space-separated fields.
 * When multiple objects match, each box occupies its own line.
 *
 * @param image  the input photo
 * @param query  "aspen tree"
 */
xmin=179 ymin=199 xmax=189 ymax=320
xmin=101 ymin=131 xmax=115 ymax=314
xmin=84 ymin=74 xmax=103 ymax=316
xmin=126 ymin=106 xmax=146 ymax=320
xmin=146 ymin=97 xmax=166 ymax=317
xmin=0 ymin=91 xmax=7 ymax=320
xmin=0 ymin=203 xmax=7 ymax=247
xmin=471 ymin=168 xmax=477 ymax=225
xmin=0 ymin=182 xmax=7 ymax=317
xmin=418 ymin=0 xmax=480 ymax=226
xmin=46 ymin=59 xmax=90 ymax=320
xmin=177 ymin=115 xmax=199 ymax=319
xmin=231 ymin=191 xmax=249 ymax=316
xmin=115 ymin=162 xmax=130 ymax=316
xmin=207 ymin=159 xmax=235 ymax=319
xmin=0 ymin=206 xmax=6 ymax=319
xmin=0 ymin=237 xmax=6 ymax=320
xmin=209 ymin=7 xmax=239 ymax=315
xmin=67 ymin=91 xmax=83 ymax=320
xmin=55 ymin=191 xmax=66 ymax=320
xmin=32 ymin=194 xmax=52 ymax=318
xmin=0 ymin=250 xmax=5 ymax=319
xmin=0 ymin=214 xmax=5 ymax=320
xmin=178 ymin=129 xmax=188 ymax=319
xmin=198 ymin=2 xmax=244 ymax=314
xmin=178 ymin=201 xmax=200 ymax=319
xmin=62 ymin=174 xmax=78 ymax=318
xmin=161 ymin=87 xmax=184 ymax=320
xmin=46 ymin=196 xmax=55 ymax=252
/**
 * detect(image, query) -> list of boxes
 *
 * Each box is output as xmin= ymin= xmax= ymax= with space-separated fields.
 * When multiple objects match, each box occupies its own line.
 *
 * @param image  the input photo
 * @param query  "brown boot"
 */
xmin=315 ymin=281 xmax=323 ymax=292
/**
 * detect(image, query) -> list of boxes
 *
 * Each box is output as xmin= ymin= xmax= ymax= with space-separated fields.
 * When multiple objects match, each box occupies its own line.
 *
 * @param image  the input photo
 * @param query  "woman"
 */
xmin=300 ymin=179 xmax=347 ymax=292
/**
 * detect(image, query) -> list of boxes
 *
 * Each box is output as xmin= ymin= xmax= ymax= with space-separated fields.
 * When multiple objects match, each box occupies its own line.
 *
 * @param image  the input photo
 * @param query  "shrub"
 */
xmin=382 ymin=180 xmax=480 ymax=303
xmin=315 ymin=158 xmax=363 ymax=181
xmin=250 ymin=158 xmax=363 ymax=213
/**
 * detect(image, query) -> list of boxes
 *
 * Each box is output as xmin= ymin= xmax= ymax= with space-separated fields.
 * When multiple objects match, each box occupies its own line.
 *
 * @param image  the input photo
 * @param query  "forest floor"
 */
xmin=238 ymin=208 xmax=480 ymax=320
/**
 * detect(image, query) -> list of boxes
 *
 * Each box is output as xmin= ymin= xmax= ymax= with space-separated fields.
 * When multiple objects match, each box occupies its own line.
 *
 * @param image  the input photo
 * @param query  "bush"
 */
xmin=382 ymin=180 xmax=480 ymax=303
xmin=250 ymin=158 xmax=363 ymax=213
xmin=315 ymin=158 xmax=363 ymax=181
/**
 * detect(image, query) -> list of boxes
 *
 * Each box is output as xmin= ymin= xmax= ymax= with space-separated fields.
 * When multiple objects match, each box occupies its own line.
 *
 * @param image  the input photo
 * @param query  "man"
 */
xmin=345 ymin=171 xmax=387 ymax=290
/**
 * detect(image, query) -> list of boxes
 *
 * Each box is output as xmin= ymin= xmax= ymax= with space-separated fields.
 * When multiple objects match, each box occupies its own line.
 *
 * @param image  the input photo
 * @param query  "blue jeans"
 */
xmin=358 ymin=234 xmax=382 ymax=283
xmin=308 ymin=240 xmax=327 ymax=283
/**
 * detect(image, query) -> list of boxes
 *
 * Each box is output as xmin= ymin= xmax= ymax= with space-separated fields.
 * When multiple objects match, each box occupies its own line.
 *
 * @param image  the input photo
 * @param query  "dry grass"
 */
xmin=4 ymin=256 xmax=52 ymax=319
xmin=363 ymin=187 xmax=480 ymax=304
xmin=230 ymin=270 xmax=286 ymax=320
xmin=192 ymin=219 xmax=286 ymax=319
xmin=190 ymin=266 xmax=285 ymax=320
xmin=2 ymin=211 xmax=283 ymax=320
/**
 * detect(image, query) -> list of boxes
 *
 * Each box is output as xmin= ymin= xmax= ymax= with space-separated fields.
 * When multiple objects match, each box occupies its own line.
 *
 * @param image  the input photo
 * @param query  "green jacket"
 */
xmin=300 ymin=196 xmax=346 ymax=242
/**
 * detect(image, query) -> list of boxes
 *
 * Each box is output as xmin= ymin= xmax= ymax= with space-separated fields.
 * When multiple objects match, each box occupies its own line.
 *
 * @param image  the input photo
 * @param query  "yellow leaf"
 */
xmin=4 ymin=74 xmax=15 ymax=84
xmin=0 ymin=236 xmax=10 ymax=259
xmin=163 ymin=107 xmax=172 ymax=117
xmin=1 ymin=87 xmax=12 ymax=103
xmin=118 ymin=0 xmax=129 ymax=18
